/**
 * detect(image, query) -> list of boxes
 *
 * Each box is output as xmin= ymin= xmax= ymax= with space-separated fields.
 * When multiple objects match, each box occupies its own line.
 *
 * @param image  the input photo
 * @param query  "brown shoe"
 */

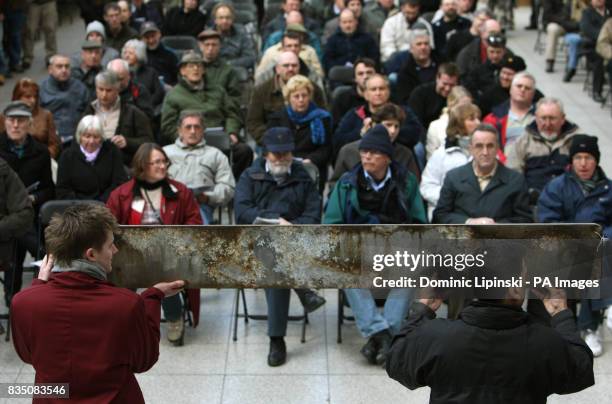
xmin=0 ymin=74 xmax=5 ymax=86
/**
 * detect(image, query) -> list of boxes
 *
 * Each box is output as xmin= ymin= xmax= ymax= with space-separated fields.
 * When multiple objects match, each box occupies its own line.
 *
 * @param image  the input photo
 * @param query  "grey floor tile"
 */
xmin=0 ymin=346 xmax=24 ymax=374
xmin=327 ymin=342 xmax=386 ymax=375
xmin=137 ymin=374 xmax=224 ymax=404
xmin=329 ymin=375 xmax=430 ymax=404
xmin=222 ymin=375 xmax=328 ymax=404
xmin=162 ymin=315 xmax=232 ymax=345
xmin=225 ymin=342 xmax=327 ymax=375
xmin=148 ymin=343 xmax=227 ymax=375
xmin=232 ymin=312 xmax=326 ymax=345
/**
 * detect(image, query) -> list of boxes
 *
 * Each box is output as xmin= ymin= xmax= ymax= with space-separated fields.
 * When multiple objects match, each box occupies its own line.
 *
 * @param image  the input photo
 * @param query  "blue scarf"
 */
xmin=285 ymin=102 xmax=331 ymax=145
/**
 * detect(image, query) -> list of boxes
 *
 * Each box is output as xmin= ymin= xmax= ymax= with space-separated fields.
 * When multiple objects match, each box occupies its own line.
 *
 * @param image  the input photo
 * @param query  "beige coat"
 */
xmin=596 ymin=18 xmax=612 ymax=60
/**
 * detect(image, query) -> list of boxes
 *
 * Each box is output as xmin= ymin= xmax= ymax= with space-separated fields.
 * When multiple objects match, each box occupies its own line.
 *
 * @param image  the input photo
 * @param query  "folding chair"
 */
xmin=160 ymin=36 xmax=200 ymax=60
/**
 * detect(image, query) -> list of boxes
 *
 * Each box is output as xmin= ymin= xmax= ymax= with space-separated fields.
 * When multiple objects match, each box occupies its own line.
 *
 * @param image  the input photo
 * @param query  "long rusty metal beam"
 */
xmin=108 ymin=224 xmax=604 ymax=290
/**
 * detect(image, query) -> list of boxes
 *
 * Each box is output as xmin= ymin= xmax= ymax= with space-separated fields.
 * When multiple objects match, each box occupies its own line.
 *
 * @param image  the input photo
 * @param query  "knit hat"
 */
xmin=570 ymin=135 xmax=600 ymax=163
xmin=86 ymin=21 xmax=106 ymax=40
xmin=263 ymin=127 xmax=295 ymax=153
xmin=359 ymin=125 xmax=394 ymax=158
xmin=500 ymin=55 xmax=526 ymax=72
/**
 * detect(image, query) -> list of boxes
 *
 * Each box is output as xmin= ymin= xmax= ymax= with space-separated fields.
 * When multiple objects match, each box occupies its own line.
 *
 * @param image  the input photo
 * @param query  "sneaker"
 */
xmin=167 ymin=319 xmax=184 ymax=346
xmin=584 ymin=329 xmax=603 ymax=357
xmin=268 ymin=337 xmax=287 ymax=366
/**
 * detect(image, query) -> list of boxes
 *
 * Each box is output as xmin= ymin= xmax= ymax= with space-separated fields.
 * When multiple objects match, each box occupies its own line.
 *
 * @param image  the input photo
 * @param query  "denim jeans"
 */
xmin=564 ymin=33 xmax=582 ymax=70
xmin=344 ymin=287 xmax=415 ymax=338
xmin=4 ymin=10 xmax=26 ymax=68
xmin=200 ymin=203 xmax=215 ymax=225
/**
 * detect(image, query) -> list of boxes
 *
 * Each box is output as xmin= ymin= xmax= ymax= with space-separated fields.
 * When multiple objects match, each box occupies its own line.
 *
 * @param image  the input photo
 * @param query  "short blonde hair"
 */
xmin=446 ymin=86 xmax=472 ymax=109
xmin=282 ymin=74 xmax=314 ymax=103
xmin=75 ymin=115 xmax=104 ymax=143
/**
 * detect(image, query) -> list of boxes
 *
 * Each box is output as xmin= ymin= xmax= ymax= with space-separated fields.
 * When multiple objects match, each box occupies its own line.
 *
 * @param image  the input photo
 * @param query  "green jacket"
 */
xmin=203 ymin=58 xmax=241 ymax=107
xmin=160 ymin=77 xmax=242 ymax=145
xmin=323 ymin=162 xmax=426 ymax=225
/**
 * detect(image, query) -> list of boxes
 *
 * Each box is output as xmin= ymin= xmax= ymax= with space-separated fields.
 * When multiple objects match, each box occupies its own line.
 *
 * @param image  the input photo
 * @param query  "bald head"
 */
xmin=481 ymin=19 xmax=501 ymax=41
xmin=339 ymin=9 xmax=358 ymax=35
xmin=275 ymin=51 xmax=300 ymax=82
xmin=106 ymin=58 xmax=130 ymax=90
xmin=286 ymin=10 xmax=304 ymax=25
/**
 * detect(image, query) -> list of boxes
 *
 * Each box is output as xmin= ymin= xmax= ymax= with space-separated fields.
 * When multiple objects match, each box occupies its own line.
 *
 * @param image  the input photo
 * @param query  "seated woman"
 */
xmin=0 ymin=79 xmax=61 ymax=159
xmin=267 ymin=74 xmax=332 ymax=192
xmin=426 ymin=85 xmax=472 ymax=159
xmin=122 ymin=39 xmax=165 ymax=108
xmin=331 ymin=103 xmax=420 ymax=188
xmin=420 ymin=102 xmax=481 ymax=220
xmin=106 ymin=143 xmax=203 ymax=346
xmin=56 ymin=115 xmax=128 ymax=202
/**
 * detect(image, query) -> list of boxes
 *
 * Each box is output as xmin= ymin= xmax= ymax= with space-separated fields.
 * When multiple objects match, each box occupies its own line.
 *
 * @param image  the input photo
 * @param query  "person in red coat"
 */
xmin=106 ymin=142 xmax=203 ymax=346
xmin=10 ymin=204 xmax=185 ymax=403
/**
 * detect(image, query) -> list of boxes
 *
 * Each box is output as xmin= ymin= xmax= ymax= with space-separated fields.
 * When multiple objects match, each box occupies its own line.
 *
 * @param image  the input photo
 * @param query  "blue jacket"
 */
xmin=39 ymin=76 xmax=89 ymax=140
xmin=537 ymin=168 xmax=612 ymax=238
xmin=333 ymin=104 xmax=423 ymax=157
xmin=323 ymin=29 xmax=379 ymax=75
xmin=323 ymin=162 xmax=426 ymax=225
xmin=234 ymin=158 xmax=321 ymax=225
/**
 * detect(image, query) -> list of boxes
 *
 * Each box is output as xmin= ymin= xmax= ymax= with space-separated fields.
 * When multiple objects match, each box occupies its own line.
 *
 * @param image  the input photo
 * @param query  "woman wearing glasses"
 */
xmin=107 ymin=142 xmax=202 ymax=346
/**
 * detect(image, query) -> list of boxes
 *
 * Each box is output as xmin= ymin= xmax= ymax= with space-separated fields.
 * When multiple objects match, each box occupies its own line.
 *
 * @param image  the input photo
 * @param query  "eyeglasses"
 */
xmin=148 ymin=159 xmax=170 ymax=167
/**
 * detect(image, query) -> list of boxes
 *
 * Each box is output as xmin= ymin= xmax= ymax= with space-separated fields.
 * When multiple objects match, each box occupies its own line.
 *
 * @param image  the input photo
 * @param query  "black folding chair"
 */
xmin=160 ymin=36 xmax=200 ymax=60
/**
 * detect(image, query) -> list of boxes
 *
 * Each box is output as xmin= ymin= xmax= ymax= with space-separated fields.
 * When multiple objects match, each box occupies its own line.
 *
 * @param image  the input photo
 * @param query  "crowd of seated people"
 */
xmin=1 ymin=0 xmax=611 ymax=370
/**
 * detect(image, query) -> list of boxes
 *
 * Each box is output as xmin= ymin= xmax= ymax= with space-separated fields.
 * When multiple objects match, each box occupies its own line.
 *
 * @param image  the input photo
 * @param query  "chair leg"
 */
xmin=233 ymin=289 xmax=240 ymax=342
xmin=240 ymin=289 xmax=249 ymax=322
xmin=301 ymin=311 xmax=307 ymax=343
xmin=337 ymin=290 xmax=343 ymax=344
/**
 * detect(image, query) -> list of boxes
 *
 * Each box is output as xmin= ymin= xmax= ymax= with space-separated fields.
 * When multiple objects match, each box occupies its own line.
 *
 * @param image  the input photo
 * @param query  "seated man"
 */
xmin=70 ymin=21 xmax=120 ymax=70
xmin=331 ymin=57 xmax=376 ymax=126
xmin=40 ymin=54 xmax=90 ymax=143
xmin=83 ymin=71 xmax=154 ymax=165
xmin=394 ymin=30 xmax=441 ymax=104
xmin=10 ymin=204 xmax=184 ymax=402
xmin=433 ymin=123 xmax=532 ymax=224
xmin=456 ymin=18 xmax=501 ymax=76
xmin=365 ymin=0 xmax=399 ymax=32
xmin=106 ymin=58 xmax=155 ymax=120
xmin=462 ymin=33 xmax=510 ymax=101
xmin=478 ymin=54 xmax=527 ymax=116
xmin=164 ymin=111 xmax=235 ymax=224
xmin=0 ymin=156 xmax=33 ymax=316
xmin=141 ymin=21 xmax=179 ymax=87
xmin=431 ymin=0 xmax=471 ymax=57
xmin=256 ymin=30 xmax=324 ymax=89
xmin=323 ymin=0 xmax=378 ymax=45
xmin=197 ymin=30 xmax=241 ymax=108
xmin=160 ymin=51 xmax=252 ymax=179
xmin=163 ymin=0 xmax=206 ymax=38
xmin=323 ymin=8 xmax=379 ymax=75
xmin=247 ymin=51 xmax=326 ymax=146
xmin=380 ymin=0 xmax=435 ymax=63
xmin=71 ymin=40 xmax=104 ymax=102
xmin=262 ymin=0 xmax=321 ymax=42
xmin=387 ymin=288 xmax=594 ymax=401
xmin=408 ymin=63 xmax=459 ymax=136
xmin=103 ymin=2 xmax=138 ymax=52
xmin=211 ymin=2 xmax=256 ymax=69
xmin=581 ymin=0 xmax=609 ymax=102
xmin=335 ymin=74 xmax=424 ymax=157
xmin=542 ymin=0 xmax=581 ymax=76
xmin=332 ymin=103 xmax=420 ymax=187
xmin=596 ymin=11 xmax=612 ymax=101
xmin=506 ymin=97 xmax=581 ymax=196
xmin=483 ymin=71 xmax=538 ymax=155
xmin=324 ymin=125 xmax=426 ymax=365
xmin=446 ymin=7 xmax=492 ymax=62
xmin=234 ymin=127 xmax=324 ymax=367
xmin=264 ymin=10 xmax=322 ymax=61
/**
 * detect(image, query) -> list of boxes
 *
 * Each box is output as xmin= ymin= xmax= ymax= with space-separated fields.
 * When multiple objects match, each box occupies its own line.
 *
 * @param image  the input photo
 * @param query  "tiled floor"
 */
xmin=1 ymin=5 xmax=612 ymax=404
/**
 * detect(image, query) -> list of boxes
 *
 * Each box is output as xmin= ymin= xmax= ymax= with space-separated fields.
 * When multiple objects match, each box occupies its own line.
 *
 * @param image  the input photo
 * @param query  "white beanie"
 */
xmin=86 ymin=21 xmax=106 ymax=40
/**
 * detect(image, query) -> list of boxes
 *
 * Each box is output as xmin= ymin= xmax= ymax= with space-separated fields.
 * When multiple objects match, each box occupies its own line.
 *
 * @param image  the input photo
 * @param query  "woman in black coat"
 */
xmin=56 ymin=115 xmax=128 ymax=202
xmin=266 ymin=75 xmax=332 ymax=192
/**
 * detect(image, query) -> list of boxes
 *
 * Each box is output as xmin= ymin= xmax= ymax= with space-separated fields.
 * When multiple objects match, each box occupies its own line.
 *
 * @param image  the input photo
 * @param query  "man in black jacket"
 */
xmin=141 ymin=22 xmax=178 ymax=87
xmin=433 ymin=123 xmax=532 ymax=224
xmin=387 ymin=288 xmax=595 ymax=403
xmin=395 ymin=30 xmax=440 ymax=104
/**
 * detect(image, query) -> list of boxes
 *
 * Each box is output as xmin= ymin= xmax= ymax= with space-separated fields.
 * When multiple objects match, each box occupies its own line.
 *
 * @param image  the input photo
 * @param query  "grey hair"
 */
xmin=536 ymin=97 xmax=565 ymax=115
xmin=49 ymin=54 xmax=70 ymax=66
xmin=409 ymin=29 xmax=430 ymax=45
xmin=75 ymin=115 xmax=104 ymax=143
xmin=474 ymin=6 xmax=494 ymax=18
xmin=511 ymin=71 xmax=536 ymax=88
xmin=95 ymin=70 xmax=120 ymax=88
xmin=122 ymin=39 xmax=147 ymax=64
xmin=177 ymin=110 xmax=205 ymax=127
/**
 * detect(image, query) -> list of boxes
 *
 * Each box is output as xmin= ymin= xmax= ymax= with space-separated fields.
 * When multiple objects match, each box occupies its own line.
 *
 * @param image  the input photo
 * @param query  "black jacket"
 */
xmin=463 ymin=53 xmax=514 ymax=101
xmin=133 ymin=64 xmax=165 ymax=107
xmin=395 ymin=53 xmax=441 ymax=105
xmin=323 ymin=29 xmax=380 ymax=74
xmin=0 ymin=134 xmax=54 ymax=209
xmin=83 ymin=102 xmax=154 ymax=166
xmin=330 ymin=86 xmax=365 ymax=128
xmin=543 ymin=0 xmax=579 ymax=31
xmin=120 ymin=81 xmax=154 ymax=119
xmin=408 ymin=81 xmax=445 ymax=140
xmin=0 ymin=157 xmax=33 ymax=242
xmin=146 ymin=44 xmax=179 ymax=86
xmin=56 ymin=141 xmax=128 ymax=203
xmin=446 ymin=30 xmax=477 ymax=62
xmin=163 ymin=6 xmax=207 ymax=38
xmin=433 ymin=162 xmax=532 ymax=223
xmin=432 ymin=16 xmax=471 ymax=57
xmin=387 ymin=301 xmax=594 ymax=403
xmin=234 ymin=158 xmax=321 ymax=225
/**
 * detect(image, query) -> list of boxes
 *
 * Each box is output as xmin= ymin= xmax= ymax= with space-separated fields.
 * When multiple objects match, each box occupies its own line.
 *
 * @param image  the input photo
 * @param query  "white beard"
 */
xmin=269 ymin=162 xmax=291 ymax=176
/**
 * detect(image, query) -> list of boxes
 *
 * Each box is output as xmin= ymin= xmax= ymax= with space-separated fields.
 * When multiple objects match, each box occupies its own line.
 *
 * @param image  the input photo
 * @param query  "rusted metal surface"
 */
xmin=108 ymin=224 xmax=604 ymax=289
